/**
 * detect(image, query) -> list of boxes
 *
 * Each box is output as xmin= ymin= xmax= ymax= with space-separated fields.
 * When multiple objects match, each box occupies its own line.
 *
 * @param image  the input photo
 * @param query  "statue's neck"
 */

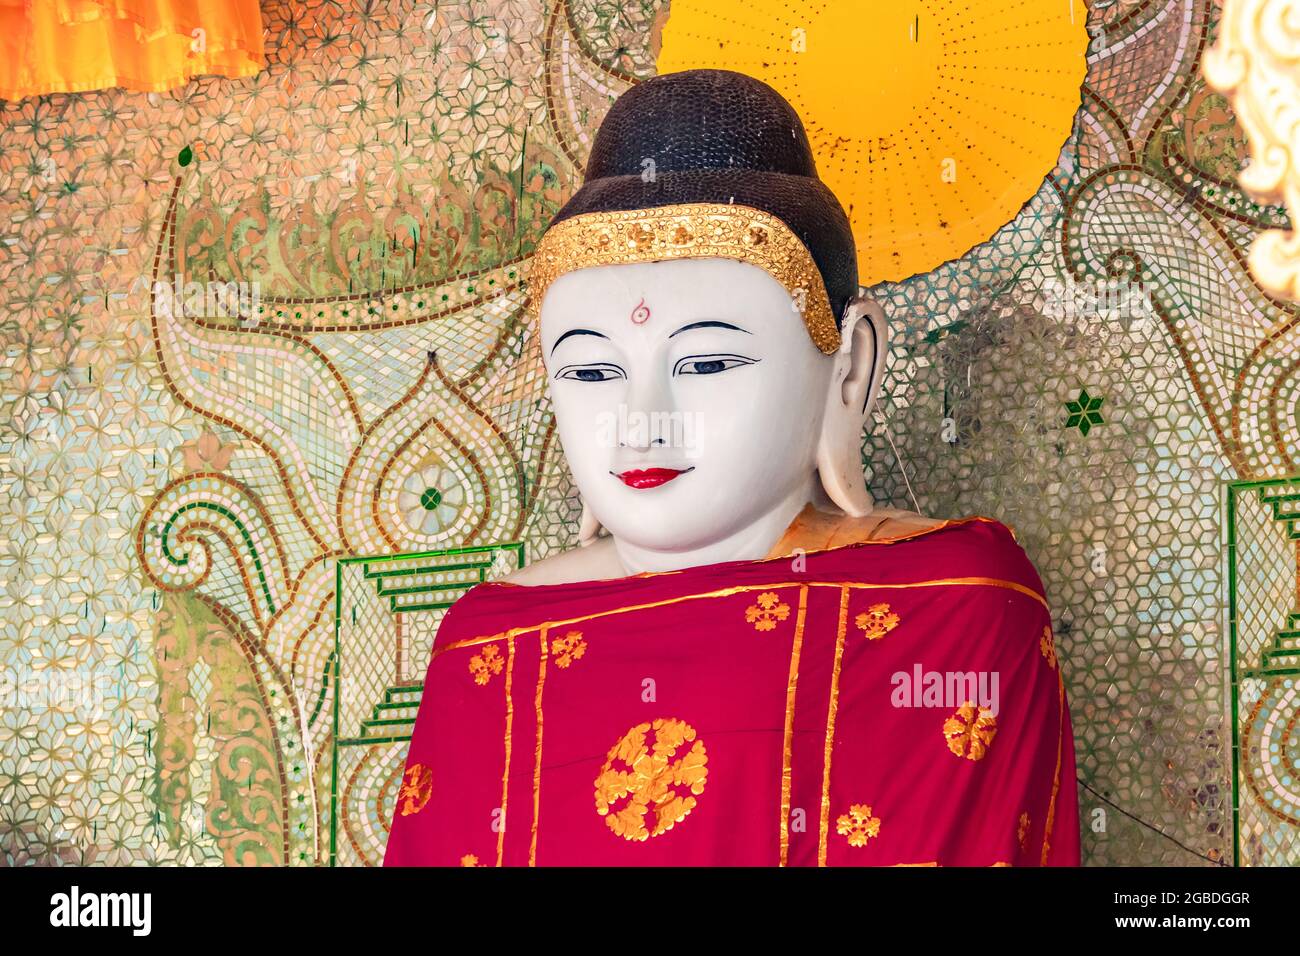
xmin=611 ymin=476 xmax=817 ymax=576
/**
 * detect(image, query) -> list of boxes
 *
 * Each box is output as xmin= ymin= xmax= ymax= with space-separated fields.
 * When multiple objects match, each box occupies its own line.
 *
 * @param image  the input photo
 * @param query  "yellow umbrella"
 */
xmin=657 ymin=0 xmax=1090 ymax=285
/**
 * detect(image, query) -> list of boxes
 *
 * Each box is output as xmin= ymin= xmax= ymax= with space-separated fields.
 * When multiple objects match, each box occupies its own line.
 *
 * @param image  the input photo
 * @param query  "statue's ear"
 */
xmin=814 ymin=296 xmax=888 ymax=517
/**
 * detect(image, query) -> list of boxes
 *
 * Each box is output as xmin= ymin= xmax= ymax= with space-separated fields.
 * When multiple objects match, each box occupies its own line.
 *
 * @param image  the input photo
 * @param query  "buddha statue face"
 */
xmin=539 ymin=256 xmax=886 ymax=570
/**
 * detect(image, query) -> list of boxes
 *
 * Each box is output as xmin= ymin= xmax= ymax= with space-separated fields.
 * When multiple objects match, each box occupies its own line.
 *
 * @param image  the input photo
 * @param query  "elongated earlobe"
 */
xmin=815 ymin=297 xmax=889 ymax=516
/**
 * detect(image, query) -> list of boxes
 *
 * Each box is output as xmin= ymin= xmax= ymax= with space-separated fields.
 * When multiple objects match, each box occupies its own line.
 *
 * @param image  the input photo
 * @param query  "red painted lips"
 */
xmin=616 ymin=467 xmax=692 ymax=489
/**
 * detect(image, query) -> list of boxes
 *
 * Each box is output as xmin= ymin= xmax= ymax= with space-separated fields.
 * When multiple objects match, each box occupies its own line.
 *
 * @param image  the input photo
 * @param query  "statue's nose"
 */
xmin=619 ymin=370 xmax=677 ymax=450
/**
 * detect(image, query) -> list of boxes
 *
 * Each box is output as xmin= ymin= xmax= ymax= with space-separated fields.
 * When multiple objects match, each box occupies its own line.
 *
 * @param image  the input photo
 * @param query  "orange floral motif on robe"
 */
xmin=943 ymin=703 xmax=998 ymax=761
xmin=855 ymin=602 xmax=900 ymax=640
xmin=593 ymin=718 xmax=709 ymax=841
xmin=397 ymin=763 xmax=433 ymax=817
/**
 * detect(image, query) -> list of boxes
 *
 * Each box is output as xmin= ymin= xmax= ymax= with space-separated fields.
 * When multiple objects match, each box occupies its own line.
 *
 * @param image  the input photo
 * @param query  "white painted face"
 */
xmin=539 ymin=257 xmax=837 ymax=554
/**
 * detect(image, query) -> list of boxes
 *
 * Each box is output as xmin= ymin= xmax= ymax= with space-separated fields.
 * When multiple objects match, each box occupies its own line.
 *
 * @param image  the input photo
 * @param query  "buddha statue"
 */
xmin=385 ymin=70 xmax=1078 ymax=867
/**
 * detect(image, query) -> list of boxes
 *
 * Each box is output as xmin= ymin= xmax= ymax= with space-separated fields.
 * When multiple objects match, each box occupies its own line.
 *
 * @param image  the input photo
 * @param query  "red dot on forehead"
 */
xmin=629 ymin=297 xmax=650 ymax=324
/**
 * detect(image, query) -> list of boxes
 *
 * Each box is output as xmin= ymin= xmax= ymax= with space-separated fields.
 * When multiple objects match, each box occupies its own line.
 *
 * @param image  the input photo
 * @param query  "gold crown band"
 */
xmin=525 ymin=202 xmax=842 ymax=354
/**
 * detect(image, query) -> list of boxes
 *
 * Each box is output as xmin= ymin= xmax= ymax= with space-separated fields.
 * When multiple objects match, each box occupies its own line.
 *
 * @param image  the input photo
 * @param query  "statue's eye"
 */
xmin=674 ymin=355 xmax=757 ymax=376
xmin=556 ymin=364 xmax=624 ymax=383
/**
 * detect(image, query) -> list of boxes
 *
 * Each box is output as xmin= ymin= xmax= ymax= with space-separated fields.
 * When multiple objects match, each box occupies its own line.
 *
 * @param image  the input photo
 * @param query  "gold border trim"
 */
xmin=778 ymin=585 xmax=808 ymax=866
xmin=817 ymin=587 xmax=851 ymax=866
xmin=495 ymin=635 xmax=515 ymax=867
xmin=435 ymin=576 xmax=1049 ymax=660
xmin=763 ymin=513 xmax=1006 ymax=560
xmin=526 ymin=203 xmax=842 ymax=354
xmin=529 ymin=626 xmax=550 ymax=867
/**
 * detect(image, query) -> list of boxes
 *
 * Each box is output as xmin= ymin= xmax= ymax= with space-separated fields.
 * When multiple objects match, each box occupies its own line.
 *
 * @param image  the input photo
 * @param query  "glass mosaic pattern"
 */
xmin=1 ymin=0 xmax=1296 ymax=867
xmin=331 ymin=543 xmax=523 ymax=866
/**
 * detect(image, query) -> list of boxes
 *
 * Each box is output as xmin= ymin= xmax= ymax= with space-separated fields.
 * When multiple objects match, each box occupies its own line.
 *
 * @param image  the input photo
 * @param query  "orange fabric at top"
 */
xmin=0 ymin=0 xmax=263 ymax=101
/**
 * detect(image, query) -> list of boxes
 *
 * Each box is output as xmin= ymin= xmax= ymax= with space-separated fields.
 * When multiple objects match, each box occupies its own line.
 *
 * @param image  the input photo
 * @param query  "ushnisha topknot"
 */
xmin=527 ymin=69 xmax=859 ymax=355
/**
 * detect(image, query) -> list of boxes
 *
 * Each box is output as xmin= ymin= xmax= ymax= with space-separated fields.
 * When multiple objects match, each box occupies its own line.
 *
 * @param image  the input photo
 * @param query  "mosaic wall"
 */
xmin=1 ymin=0 xmax=1297 ymax=866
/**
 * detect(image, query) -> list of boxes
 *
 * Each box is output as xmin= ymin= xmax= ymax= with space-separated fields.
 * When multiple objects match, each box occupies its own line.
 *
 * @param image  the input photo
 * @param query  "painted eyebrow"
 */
xmin=550 ymin=328 xmax=609 ymax=355
xmin=668 ymin=320 xmax=751 ymax=338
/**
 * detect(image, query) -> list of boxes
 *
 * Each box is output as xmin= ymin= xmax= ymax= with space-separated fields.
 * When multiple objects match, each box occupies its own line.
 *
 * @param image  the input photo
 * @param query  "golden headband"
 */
xmin=525 ymin=202 xmax=842 ymax=354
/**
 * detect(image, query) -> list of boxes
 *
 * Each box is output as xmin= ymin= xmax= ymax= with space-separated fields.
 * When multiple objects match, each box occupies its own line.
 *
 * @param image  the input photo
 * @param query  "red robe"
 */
xmin=384 ymin=511 xmax=1079 ymax=866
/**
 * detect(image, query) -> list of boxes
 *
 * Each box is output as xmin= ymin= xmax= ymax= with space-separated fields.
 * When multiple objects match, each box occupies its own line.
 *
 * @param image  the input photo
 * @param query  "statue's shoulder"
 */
xmin=502 ymin=536 xmax=623 ymax=586
xmin=767 ymin=506 xmax=1037 ymax=585
xmin=765 ymin=504 xmax=952 ymax=557
xmin=431 ymin=544 xmax=625 ymax=650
